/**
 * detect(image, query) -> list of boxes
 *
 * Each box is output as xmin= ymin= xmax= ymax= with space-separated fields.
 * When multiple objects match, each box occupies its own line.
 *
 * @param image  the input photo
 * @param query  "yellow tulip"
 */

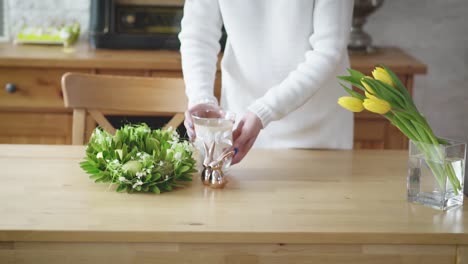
xmin=337 ymin=96 xmax=364 ymax=112
xmin=365 ymin=91 xmax=378 ymax=100
xmin=372 ymin=67 xmax=394 ymax=88
xmin=363 ymin=98 xmax=391 ymax=114
xmin=361 ymin=76 xmax=375 ymax=94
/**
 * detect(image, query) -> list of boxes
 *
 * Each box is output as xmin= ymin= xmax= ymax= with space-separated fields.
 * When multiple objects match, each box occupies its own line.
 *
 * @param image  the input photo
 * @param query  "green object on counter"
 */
xmin=15 ymin=23 xmax=80 ymax=47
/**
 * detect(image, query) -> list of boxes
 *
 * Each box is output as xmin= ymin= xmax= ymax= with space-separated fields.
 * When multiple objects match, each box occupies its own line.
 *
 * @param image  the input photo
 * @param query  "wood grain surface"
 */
xmin=0 ymin=145 xmax=466 ymax=245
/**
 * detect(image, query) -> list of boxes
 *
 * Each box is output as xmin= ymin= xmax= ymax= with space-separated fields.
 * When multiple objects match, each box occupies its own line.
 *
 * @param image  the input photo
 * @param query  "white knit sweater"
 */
xmin=179 ymin=0 xmax=354 ymax=149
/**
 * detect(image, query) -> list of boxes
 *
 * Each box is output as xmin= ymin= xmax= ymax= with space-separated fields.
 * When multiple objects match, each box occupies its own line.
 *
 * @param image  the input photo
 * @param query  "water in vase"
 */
xmin=193 ymin=117 xmax=234 ymax=165
xmin=408 ymin=154 xmax=465 ymax=210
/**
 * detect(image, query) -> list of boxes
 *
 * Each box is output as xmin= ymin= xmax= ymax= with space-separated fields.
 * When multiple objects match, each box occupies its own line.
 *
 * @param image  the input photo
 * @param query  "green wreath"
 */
xmin=80 ymin=124 xmax=197 ymax=193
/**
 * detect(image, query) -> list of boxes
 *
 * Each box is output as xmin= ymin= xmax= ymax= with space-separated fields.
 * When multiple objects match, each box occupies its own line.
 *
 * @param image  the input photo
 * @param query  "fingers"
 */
xmin=232 ymin=119 xmax=244 ymax=142
xmin=231 ymin=137 xmax=255 ymax=165
xmin=231 ymin=124 xmax=255 ymax=165
xmin=184 ymin=111 xmax=195 ymax=140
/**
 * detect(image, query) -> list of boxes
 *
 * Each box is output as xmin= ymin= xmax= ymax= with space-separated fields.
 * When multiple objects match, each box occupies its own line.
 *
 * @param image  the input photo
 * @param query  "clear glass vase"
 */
xmin=191 ymin=109 xmax=235 ymax=168
xmin=407 ymin=139 xmax=466 ymax=210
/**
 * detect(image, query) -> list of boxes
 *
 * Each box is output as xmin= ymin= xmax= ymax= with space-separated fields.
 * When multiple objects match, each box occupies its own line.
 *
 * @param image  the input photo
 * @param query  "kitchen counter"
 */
xmin=0 ymin=144 xmax=467 ymax=263
xmin=0 ymin=42 xmax=427 ymax=74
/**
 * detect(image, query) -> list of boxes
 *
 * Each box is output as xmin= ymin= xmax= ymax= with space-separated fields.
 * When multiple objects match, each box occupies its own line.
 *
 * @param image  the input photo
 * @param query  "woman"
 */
xmin=180 ymin=0 xmax=354 ymax=164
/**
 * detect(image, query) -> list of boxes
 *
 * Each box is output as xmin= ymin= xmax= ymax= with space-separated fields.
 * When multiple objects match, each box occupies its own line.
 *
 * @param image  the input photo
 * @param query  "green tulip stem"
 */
xmin=410 ymin=128 xmax=460 ymax=195
xmin=389 ymin=111 xmax=461 ymax=195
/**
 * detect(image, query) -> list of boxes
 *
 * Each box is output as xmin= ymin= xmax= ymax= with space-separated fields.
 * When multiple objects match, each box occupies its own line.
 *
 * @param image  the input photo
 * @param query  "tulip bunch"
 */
xmin=337 ymin=66 xmax=461 ymax=194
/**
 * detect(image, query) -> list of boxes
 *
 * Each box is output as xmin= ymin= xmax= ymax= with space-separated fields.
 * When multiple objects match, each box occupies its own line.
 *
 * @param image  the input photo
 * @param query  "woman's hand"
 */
xmin=184 ymin=103 xmax=221 ymax=141
xmin=231 ymin=111 xmax=263 ymax=165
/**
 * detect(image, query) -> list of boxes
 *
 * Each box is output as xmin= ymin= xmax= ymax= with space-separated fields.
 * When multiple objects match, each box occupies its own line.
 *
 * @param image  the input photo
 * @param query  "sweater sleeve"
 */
xmin=179 ymin=0 xmax=223 ymax=108
xmin=247 ymin=0 xmax=353 ymax=128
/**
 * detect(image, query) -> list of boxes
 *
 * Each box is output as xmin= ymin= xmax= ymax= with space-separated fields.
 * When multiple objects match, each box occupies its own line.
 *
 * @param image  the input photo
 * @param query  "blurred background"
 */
xmin=0 ymin=0 xmax=466 ymax=150
xmin=367 ymin=0 xmax=468 ymax=147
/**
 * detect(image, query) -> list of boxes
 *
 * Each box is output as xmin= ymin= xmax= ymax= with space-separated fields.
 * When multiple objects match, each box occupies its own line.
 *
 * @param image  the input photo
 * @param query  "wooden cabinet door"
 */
xmin=0 ymin=112 xmax=72 ymax=144
xmin=0 ymin=68 xmax=88 ymax=144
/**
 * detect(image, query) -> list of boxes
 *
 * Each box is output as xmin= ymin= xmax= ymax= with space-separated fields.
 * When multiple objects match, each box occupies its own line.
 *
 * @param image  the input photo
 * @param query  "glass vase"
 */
xmin=407 ymin=139 xmax=466 ymax=210
xmin=191 ymin=109 xmax=236 ymax=188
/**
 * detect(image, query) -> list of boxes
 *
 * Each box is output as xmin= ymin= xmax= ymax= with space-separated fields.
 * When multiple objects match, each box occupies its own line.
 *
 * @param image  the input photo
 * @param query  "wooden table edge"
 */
xmin=1 ymin=231 xmax=467 ymax=245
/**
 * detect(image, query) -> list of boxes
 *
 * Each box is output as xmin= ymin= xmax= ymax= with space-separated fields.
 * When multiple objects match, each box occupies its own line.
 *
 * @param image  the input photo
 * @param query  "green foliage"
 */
xmin=80 ymin=124 xmax=197 ymax=194
xmin=339 ymin=83 xmax=366 ymax=100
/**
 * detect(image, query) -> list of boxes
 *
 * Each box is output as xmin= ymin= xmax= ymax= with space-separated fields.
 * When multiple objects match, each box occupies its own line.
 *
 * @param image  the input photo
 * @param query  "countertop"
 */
xmin=0 ymin=43 xmax=427 ymax=73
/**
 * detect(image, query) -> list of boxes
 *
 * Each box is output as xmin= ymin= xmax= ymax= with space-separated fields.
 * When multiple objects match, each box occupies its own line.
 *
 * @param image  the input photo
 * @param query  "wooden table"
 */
xmin=1 ymin=145 xmax=467 ymax=264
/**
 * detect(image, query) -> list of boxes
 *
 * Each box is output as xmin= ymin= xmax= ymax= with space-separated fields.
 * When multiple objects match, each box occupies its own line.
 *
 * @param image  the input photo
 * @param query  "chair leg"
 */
xmin=89 ymin=110 xmax=116 ymax=135
xmin=163 ymin=113 xmax=185 ymax=131
xmin=72 ymin=109 xmax=86 ymax=145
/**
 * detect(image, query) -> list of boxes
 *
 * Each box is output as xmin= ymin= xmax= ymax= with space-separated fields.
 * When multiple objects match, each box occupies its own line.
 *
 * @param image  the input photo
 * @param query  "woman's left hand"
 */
xmin=231 ymin=111 xmax=263 ymax=165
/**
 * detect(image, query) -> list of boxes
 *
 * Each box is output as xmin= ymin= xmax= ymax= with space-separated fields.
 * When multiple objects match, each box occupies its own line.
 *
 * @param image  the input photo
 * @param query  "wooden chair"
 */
xmin=61 ymin=72 xmax=187 ymax=145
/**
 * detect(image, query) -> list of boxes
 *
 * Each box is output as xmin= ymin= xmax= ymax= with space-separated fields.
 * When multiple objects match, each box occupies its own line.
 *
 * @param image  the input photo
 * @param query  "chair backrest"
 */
xmin=62 ymin=72 xmax=187 ymax=145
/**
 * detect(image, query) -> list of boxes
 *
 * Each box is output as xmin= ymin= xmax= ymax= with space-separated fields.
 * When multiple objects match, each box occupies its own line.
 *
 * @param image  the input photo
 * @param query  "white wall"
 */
xmin=7 ymin=0 xmax=89 ymax=38
xmin=366 ymin=0 xmax=468 ymax=143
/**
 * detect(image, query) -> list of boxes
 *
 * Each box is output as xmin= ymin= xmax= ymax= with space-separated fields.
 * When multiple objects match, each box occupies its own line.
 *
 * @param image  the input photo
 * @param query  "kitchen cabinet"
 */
xmin=0 ymin=43 xmax=426 ymax=148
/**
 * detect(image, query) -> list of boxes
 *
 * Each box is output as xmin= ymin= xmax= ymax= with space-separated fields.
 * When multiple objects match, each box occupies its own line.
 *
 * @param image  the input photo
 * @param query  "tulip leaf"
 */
xmin=381 ymin=65 xmax=413 ymax=101
xmin=337 ymin=76 xmax=366 ymax=91
xmin=340 ymin=83 xmax=365 ymax=100
xmin=347 ymin=68 xmax=366 ymax=81
xmin=364 ymin=78 xmax=405 ymax=109
xmin=374 ymin=79 xmax=407 ymax=107
xmin=392 ymin=111 xmax=421 ymax=141
xmin=392 ymin=110 xmax=417 ymax=122
xmin=411 ymin=120 xmax=432 ymax=144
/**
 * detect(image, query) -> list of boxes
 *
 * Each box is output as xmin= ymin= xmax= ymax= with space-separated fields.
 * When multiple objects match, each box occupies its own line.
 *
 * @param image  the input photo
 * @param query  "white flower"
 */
xmin=165 ymin=175 xmax=169 ymax=180
xmin=136 ymin=171 xmax=144 ymax=178
xmin=112 ymin=159 xmax=119 ymax=164
xmin=118 ymin=176 xmax=127 ymax=182
xmin=174 ymin=152 xmax=182 ymax=161
xmin=132 ymin=180 xmax=143 ymax=189
xmin=96 ymin=152 xmax=103 ymax=159
xmin=159 ymin=161 xmax=164 ymax=166
xmin=182 ymin=141 xmax=195 ymax=152
xmin=136 ymin=152 xmax=142 ymax=157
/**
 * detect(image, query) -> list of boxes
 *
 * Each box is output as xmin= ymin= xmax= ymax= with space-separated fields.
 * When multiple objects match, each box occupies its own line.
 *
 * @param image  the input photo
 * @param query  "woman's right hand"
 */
xmin=184 ymin=103 xmax=221 ymax=141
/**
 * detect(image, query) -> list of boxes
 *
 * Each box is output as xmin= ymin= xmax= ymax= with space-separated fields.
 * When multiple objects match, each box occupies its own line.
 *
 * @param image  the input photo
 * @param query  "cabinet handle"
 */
xmin=5 ymin=83 xmax=17 ymax=94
